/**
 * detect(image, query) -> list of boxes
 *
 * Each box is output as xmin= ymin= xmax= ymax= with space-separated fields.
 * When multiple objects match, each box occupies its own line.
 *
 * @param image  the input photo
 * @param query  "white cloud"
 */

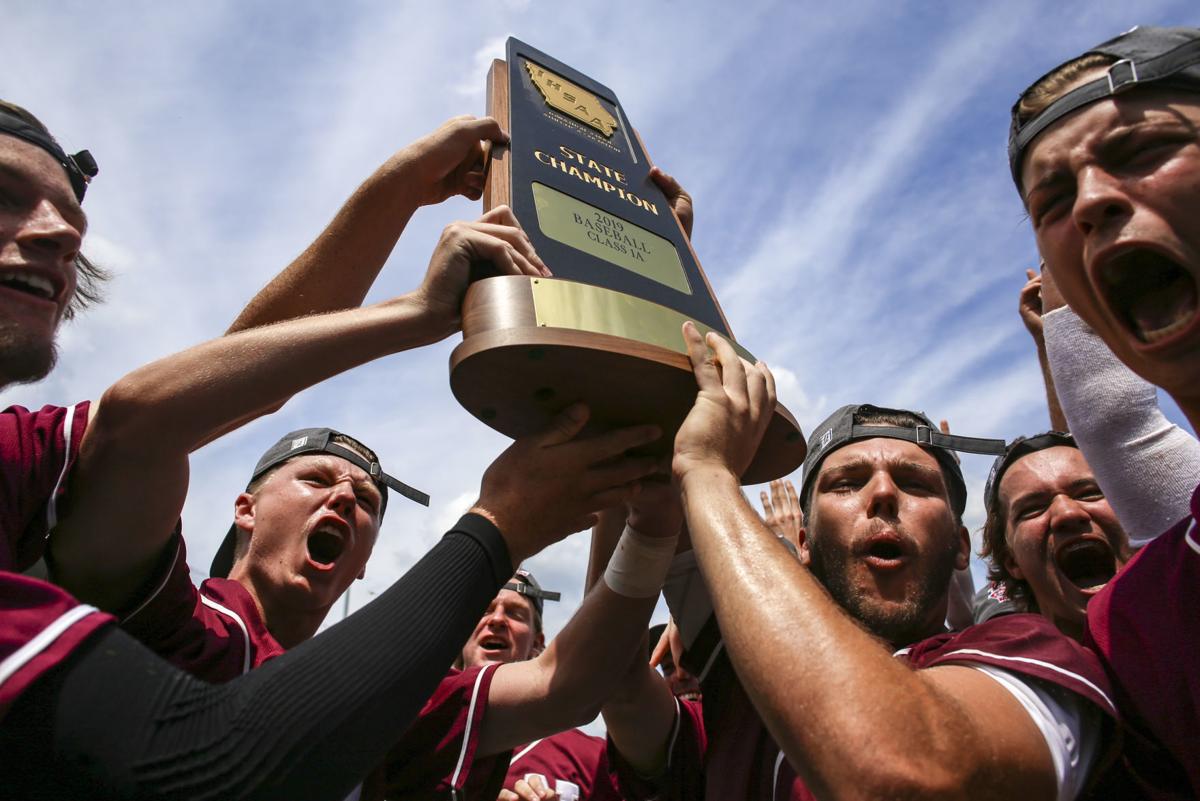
xmin=3 ymin=0 xmax=1194 ymax=653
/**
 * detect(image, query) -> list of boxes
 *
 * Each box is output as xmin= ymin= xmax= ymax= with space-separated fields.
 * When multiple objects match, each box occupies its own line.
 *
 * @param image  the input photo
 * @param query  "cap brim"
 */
xmin=210 ymin=524 xmax=238 ymax=579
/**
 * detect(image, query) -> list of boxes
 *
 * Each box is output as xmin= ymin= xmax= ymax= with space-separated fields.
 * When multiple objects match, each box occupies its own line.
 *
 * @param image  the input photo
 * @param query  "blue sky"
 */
xmin=4 ymin=1 xmax=1195 ymax=652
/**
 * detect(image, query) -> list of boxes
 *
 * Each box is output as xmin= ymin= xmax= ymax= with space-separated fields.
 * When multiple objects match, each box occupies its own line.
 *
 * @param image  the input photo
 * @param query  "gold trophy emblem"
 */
xmin=524 ymin=60 xmax=617 ymax=137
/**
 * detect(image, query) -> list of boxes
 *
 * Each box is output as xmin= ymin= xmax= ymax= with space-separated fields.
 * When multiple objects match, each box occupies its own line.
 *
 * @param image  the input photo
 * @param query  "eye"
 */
xmin=357 ymin=492 xmax=380 ymax=514
xmin=1030 ymin=191 xmax=1072 ymax=228
xmin=1014 ymin=503 xmax=1047 ymax=521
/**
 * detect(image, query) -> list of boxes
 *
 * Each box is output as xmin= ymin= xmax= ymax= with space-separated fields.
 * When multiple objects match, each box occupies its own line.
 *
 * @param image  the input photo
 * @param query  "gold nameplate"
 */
xmin=524 ymin=59 xmax=617 ymax=138
xmin=530 ymin=278 xmax=755 ymax=363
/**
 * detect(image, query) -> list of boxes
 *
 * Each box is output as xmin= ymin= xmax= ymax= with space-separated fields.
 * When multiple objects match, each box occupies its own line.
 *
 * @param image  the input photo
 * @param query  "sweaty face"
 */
xmin=999 ymin=447 xmax=1128 ymax=639
xmin=460 ymin=589 xmax=541 ymax=668
xmin=802 ymin=438 xmax=968 ymax=647
xmin=233 ymin=454 xmax=382 ymax=617
xmin=0 ymin=136 xmax=85 ymax=386
xmin=1022 ymin=79 xmax=1200 ymax=404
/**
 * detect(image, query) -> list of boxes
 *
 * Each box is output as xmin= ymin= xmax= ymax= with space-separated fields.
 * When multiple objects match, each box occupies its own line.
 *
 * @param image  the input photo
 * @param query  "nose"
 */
xmin=326 ymin=479 xmax=358 ymax=519
xmin=1047 ymin=493 xmax=1091 ymax=534
xmin=864 ymin=472 xmax=900 ymax=520
xmin=1071 ymin=165 xmax=1133 ymax=239
xmin=17 ymin=199 xmax=82 ymax=264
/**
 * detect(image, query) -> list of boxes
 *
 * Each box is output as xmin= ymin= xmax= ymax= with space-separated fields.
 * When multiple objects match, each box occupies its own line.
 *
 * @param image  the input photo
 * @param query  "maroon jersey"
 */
xmin=506 ymin=729 xmax=623 ymax=801
xmin=122 ymin=533 xmax=510 ymax=800
xmin=0 ymin=403 xmax=112 ymax=719
xmin=1085 ymin=483 xmax=1200 ymax=798
xmin=611 ymin=614 xmax=1116 ymax=801
xmin=0 ymin=402 xmax=91 ymax=572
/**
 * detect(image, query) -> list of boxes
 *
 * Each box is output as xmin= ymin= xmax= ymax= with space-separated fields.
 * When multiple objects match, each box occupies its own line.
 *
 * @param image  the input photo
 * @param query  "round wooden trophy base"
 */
xmin=449 ymin=276 xmax=806 ymax=485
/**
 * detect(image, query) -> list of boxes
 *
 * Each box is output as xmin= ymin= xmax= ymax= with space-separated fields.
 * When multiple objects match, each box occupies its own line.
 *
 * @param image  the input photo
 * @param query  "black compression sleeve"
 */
xmin=1 ymin=515 xmax=511 ymax=801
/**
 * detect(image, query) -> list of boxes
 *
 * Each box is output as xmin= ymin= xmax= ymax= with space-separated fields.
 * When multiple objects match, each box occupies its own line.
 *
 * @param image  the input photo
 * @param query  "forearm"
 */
xmin=52 ymin=295 xmax=437 ymax=607
xmin=602 ymin=659 xmax=677 ymax=776
xmin=228 ymin=154 xmax=425 ymax=332
xmin=482 ymin=584 xmax=660 ymax=755
xmin=1045 ymin=307 xmax=1200 ymax=542
xmin=679 ymin=467 xmax=977 ymax=799
xmin=584 ymin=507 xmax=626 ymax=592
xmin=6 ymin=517 xmax=512 ymax=800
xmin=1035 ymin=343 xmax=1068 ymax=432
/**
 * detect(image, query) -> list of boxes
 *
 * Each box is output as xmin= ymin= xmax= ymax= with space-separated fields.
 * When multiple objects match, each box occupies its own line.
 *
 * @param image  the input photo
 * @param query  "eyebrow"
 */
xmin=819 ymin=457 xmax=944 ymax=484
xmin=0 ymin=162 xmax=88 ymax=230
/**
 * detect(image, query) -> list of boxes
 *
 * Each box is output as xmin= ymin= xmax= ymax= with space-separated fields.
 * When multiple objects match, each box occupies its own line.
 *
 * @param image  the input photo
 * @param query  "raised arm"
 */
xmin=478 ymin=479 xmax=683 ymax=757
xmin=672 ymin=326 xmax=1057 ymax=801
xmin=1043 ymin=295 xmax=1200 ymax=545
xmin=227 ymin=116 xmax=543 ymax=332
xmin=1018 ymin=267 xmax=1068 ymax=431
xmin=50 ymin=213 xmax=543 ymax=612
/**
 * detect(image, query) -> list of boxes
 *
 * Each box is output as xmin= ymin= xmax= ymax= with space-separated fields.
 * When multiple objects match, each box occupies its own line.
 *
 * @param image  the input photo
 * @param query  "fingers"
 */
xmin=444 ymin=114 xmax=509 ymax=146
xmin=649 ymin=165 xmax=694 ymax=237
xmin=499 ymin=790 xmax=520 ymax=801
xmin=538 ymin=402 xmax=591 ymax=446
xmin=568 ymin=422 xmax=662 ymax=464
xmin=706 ymin=332 xmax=748 ymax=406
xmin=649 ymin=623 xmax=671 ymax=667
xmin=683 ymin=322 xmax=721 ymax=391
xmin=760 ymin=489 xmax=776 ymax=521
xmin=467 ymin=220 xmax=549 ymax=276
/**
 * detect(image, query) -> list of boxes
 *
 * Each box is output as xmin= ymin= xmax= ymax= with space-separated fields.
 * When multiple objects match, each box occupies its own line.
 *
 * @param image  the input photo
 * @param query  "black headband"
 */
xmin=0 ymin=109 xmax=97 ymax=201
xmin=983 ymin=431 xmax=1078 ymax=515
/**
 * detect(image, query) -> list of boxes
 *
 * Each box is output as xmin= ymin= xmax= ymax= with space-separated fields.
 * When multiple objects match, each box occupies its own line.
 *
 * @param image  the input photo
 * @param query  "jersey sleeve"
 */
xmin=0 ymin=573 xmax=112 ymax=719
xmin=377 ymin=663 xmax=510 ymax=800
xmin=607 ymin=697 xmax=707 ymax=801
xmin=0 ymin=402 xmax=90 ymax=571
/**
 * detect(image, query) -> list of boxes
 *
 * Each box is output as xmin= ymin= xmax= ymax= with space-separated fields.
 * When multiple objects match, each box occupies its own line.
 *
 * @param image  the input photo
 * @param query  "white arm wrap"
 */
xmin=1044 ymin=307 xmax=1200 ymax=545
xmin=602 ymin=525 xmax=678 ymax=598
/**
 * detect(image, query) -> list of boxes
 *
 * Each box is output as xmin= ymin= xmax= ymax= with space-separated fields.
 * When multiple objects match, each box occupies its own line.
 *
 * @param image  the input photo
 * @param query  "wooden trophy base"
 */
xmin=450 ymin=275 xmax=807 ymax=485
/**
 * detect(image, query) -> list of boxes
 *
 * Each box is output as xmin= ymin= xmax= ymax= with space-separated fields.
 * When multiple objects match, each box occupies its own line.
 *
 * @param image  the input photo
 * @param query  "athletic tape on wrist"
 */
xmin=662 ymin=550 xmax=712 ymax=648
xmin=603 ymin=525 xmax=678 ymax=598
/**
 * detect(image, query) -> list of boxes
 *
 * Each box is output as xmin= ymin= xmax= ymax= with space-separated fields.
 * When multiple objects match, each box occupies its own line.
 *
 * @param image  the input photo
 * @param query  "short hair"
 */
xmin=801 ymin=407 xmax=963 ymax=526
xmin=234 ymin=434 xmax=383 ymax=560
xmin=1015 ymin=53 xmax=1116 ymax=124
xmin=0 ymin=99 xmax=110 ymax=319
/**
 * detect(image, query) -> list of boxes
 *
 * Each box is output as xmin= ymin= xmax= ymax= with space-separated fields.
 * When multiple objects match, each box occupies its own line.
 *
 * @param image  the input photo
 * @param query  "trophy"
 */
xmin=450 ymin=38 xmax=805 ymax=483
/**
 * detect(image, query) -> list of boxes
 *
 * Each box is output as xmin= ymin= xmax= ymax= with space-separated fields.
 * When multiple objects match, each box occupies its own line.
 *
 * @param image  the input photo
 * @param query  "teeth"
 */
xmin=0 ymin=272 xmax=55 ymax=299
xmin=1141 ymin=311 xmax=1193 ymax=343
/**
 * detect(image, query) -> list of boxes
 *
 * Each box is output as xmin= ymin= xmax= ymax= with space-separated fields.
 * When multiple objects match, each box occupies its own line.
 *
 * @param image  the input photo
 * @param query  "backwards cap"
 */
xmin=983 ymin=431 xmax=1078 ymax=516
xmin=1008 ymin=26 xmax=1200 ymax=189
xmin=0 ymin=107 xmax=97 ymax=200
xmin=503 ymin=568 xmax=561 ymax=619
xmin=799 ymin=404 xmax=1005 ymax=517
xmin=210 ymin=427 xmax=428 ymax=579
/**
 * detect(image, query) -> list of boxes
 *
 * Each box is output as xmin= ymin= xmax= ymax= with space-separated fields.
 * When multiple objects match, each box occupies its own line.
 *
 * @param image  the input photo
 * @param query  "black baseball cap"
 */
xmin=983 ymin=431 xmax=1078 ymax=516
xmin=210 ymin=428 xmax=429 ymax=579
xmin=0 ymin=107 xmax=97 ymax=200
xmin=1009 ymin=26 xmax=1200 ymax=189
xmin=799 ymin=404 xmax=1006 ymax=518
xmin=503 ymin=568 xmax=561 ymax=619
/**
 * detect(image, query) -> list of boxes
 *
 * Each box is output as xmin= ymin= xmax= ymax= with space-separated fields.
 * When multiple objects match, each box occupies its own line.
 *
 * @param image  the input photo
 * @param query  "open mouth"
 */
xmin=1054 ymin=538 xmax=1118 ymax=592
xmin=479 ymin=635 xmax=509 ymax=655
xmin=1098 ymin=249 xmax=1198 ymax=345
xmin=0 ymin=270 xmax=57 ymax=302
xmin=306 ymin=524 xmax=346 ymax=568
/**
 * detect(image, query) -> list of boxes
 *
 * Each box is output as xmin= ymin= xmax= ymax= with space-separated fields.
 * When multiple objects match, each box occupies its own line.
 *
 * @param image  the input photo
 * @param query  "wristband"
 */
xmin=603 ymin=525 xmax=678 ymax=598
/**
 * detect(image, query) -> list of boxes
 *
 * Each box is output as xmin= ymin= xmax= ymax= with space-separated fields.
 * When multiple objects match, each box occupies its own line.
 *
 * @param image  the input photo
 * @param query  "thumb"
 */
xmin=539 ymin=402 xmax=590 ymax=446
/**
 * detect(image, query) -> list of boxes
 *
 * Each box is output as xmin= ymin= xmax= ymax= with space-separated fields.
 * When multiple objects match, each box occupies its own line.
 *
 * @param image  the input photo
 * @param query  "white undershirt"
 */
xmin=971 ymin=664 xmax=1101 ymax=801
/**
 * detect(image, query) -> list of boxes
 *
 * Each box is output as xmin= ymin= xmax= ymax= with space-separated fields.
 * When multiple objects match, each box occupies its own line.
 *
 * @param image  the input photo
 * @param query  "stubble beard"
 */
xmin=0 ymin=321 xmax=57 ymax=388
xmin=806 ymin=530 xmax=961 ymax=648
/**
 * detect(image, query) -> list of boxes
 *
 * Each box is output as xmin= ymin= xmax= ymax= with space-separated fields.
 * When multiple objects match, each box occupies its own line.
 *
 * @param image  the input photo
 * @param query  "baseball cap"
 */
xmin=503 ymin=568 xmax=561 ymax=619
xmin=0 ymin=107 xmax=97 ymax=200
xmin=983 ymin=431 xmax=1078 ymax=516
xmin=799 ymin=404 xmax=1006 ymax=517
xmin=1009 ymin=26 xmax=1200 ymax=188
xmin=209 ymin=428 xmax=429 ymax=579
